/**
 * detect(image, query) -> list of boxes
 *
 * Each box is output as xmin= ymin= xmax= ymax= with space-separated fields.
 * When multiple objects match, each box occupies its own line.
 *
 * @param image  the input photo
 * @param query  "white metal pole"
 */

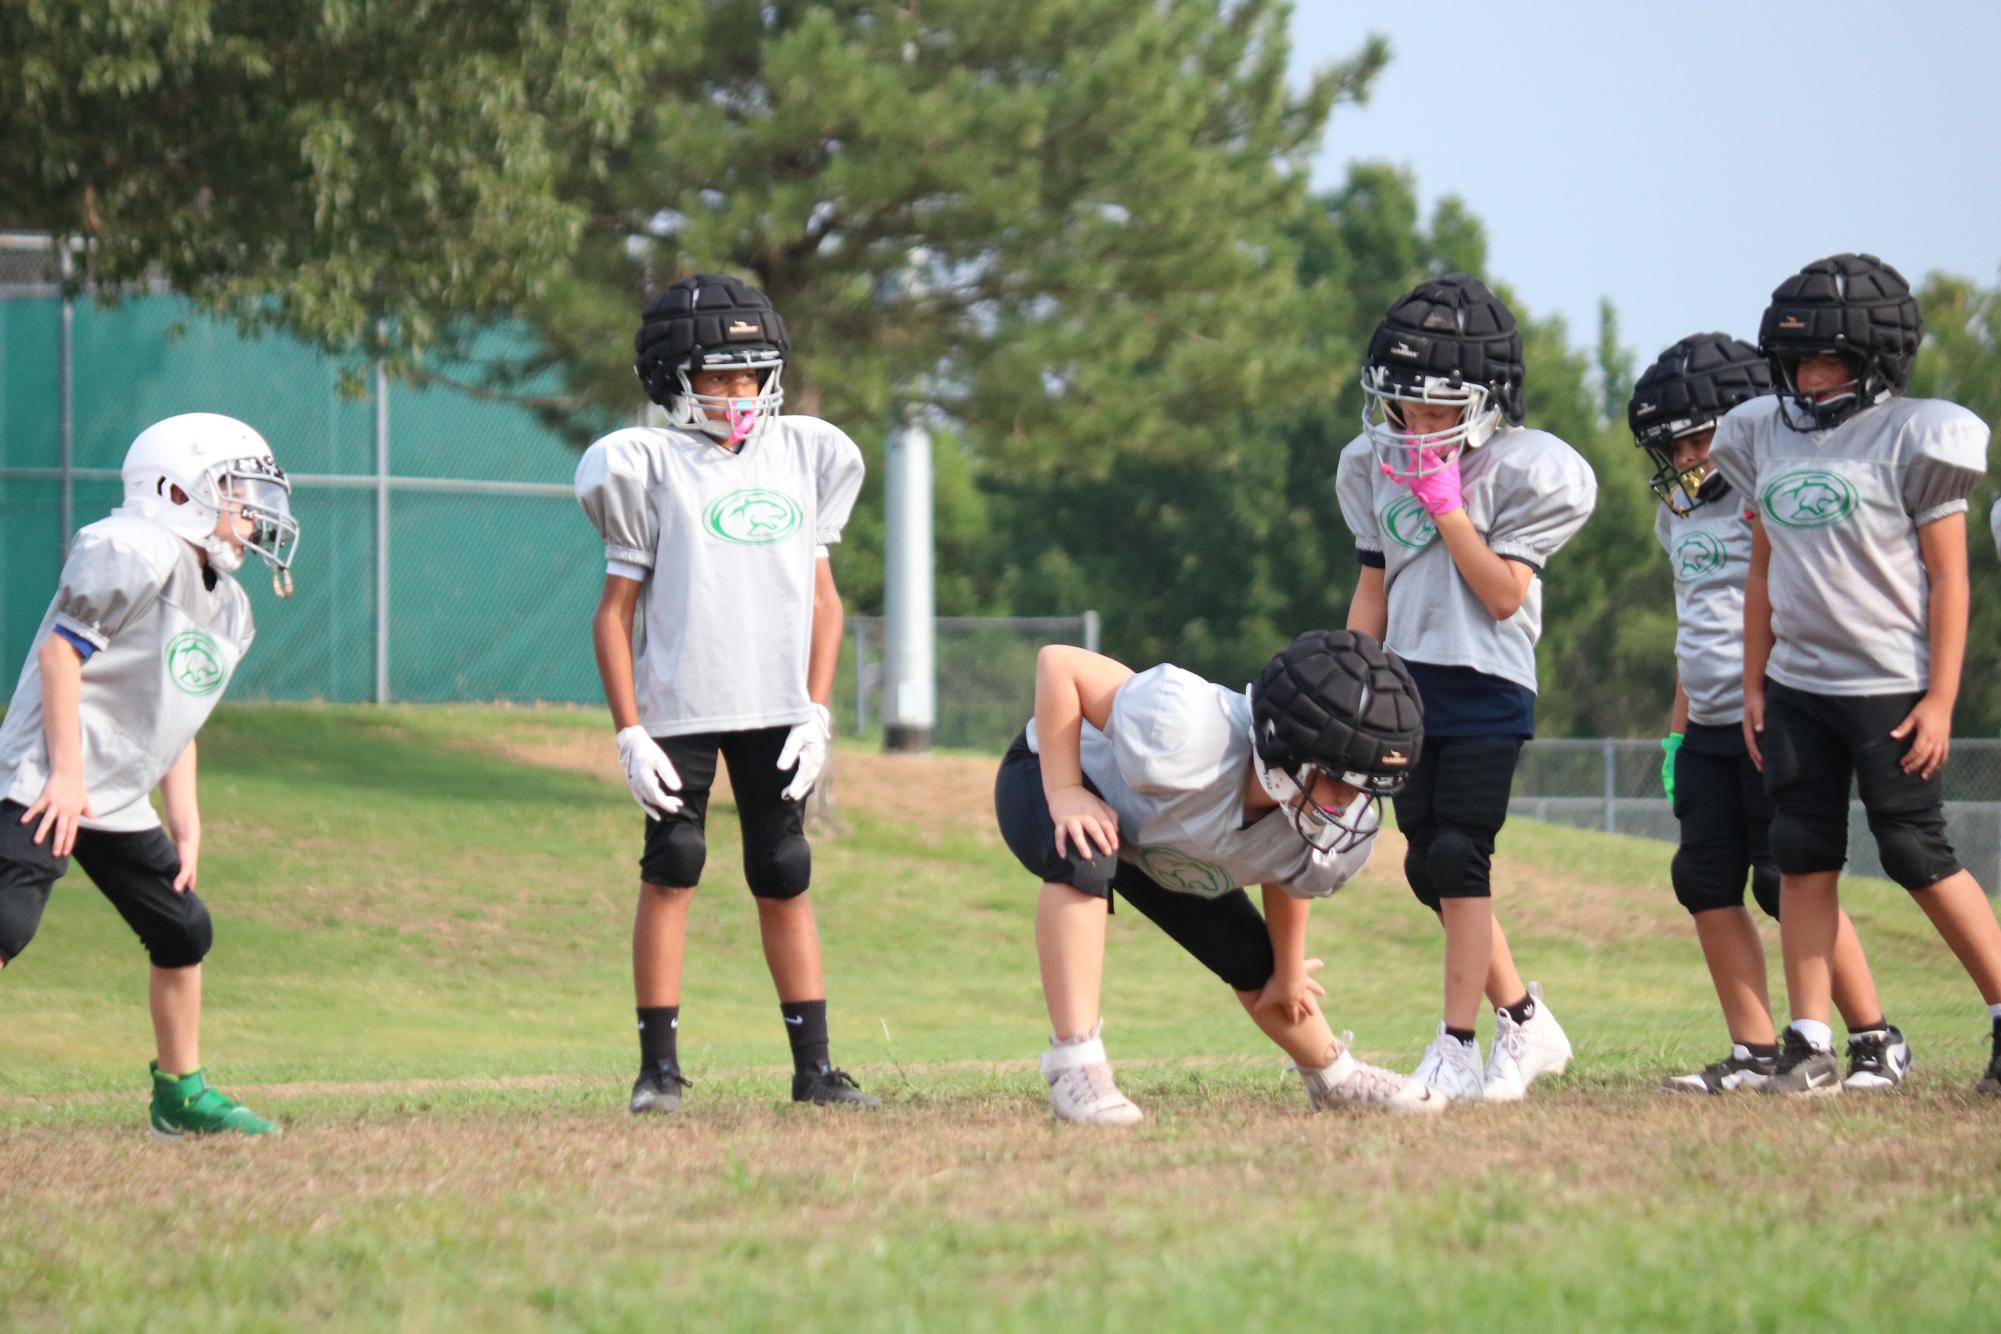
xmin=881 ymin=417 xmax=935 ymax=752
xmin=374 ymin=358 xmax=390 ymax=704
xmin=57 ymin=243 xmax=73 ymax=550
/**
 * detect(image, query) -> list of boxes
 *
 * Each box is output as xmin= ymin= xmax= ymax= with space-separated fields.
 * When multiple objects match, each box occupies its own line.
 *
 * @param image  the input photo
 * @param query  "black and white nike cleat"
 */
xmin=1763 ymin=1028 xmax=1841 ymax=1097
xmin=1842 ymin=1026 xmax=1912 ymax=1091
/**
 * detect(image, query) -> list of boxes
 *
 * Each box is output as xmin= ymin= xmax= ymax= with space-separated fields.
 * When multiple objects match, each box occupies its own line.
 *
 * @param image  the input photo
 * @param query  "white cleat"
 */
xmin=1482 ymin=981 xmax=1572 ymax=1102
xmin=1413 ymin=1022 xmax=1486 ymax=1102
xmin=1297 ymin=1033 xmax=1444 ymax=1115
xmin=1040 ymin=1022 xmax=1144 ymax=1125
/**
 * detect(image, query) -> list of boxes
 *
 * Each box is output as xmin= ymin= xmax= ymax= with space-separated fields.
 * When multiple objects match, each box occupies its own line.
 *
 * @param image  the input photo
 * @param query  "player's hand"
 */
xmin=1254 ymin=959 xmax=1326 ymax=1026
xmin=776 ymin=703 xmax=832 ymax=802
xmin=21 ymin=768 xmax=94 ymax=857
xmin=1048 ymin=784 xmax=1119 ymax=860
xmin=1385 ymin=447 xmax=1465 ymax=516
xmin=170 ymin=829 xmax=201 ymax=893
xmin=1741 ymin=686 xmax=1764 ymax=772
xmin=615 ymin=725 xmax=684 ymax=819
xmin=1890 ymin=693 xmax=1953 ymax=779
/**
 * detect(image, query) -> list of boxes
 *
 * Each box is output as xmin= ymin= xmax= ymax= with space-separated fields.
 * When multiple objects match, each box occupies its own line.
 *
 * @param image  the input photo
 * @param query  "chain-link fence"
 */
xmin=1516 ymin=738 xmax=2001 ymax=894
xmin=841 ymin=613 xmax=1099 ymax=750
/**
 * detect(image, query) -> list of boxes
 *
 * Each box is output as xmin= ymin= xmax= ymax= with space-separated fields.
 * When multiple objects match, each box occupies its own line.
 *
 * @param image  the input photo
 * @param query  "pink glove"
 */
xmin=1387 ymin=447 xmax=1464 ymax=516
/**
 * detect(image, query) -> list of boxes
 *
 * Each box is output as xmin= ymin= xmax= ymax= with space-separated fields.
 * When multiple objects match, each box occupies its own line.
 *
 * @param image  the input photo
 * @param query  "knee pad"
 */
xmin=1403 ymin=842 xmax=1441 ymax=913
xmin=1671 ymin=846 xmax=1747 ymax=916
xmin=1749 ymin=863 xmax=1781 ymax=920
xmin=145 ymin=899 xmax=213 ymax=969
xmin=1767 ymin=810 xmax=1844 ymax=876
xmin=1425 ymin=826 xmax=1492 ymax=901
xmin=640 ymin=821 xmax=707 ymax=889
xmin=0 ymin=896 xmax=42 ymax=963
xmin=1871 ymin=822 xmax=1958 ymax=891
xmin=746 ymin=833 xmax=811 ymax=900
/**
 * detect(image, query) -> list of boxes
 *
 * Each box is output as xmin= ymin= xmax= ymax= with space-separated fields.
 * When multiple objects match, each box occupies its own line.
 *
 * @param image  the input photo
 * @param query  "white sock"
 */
xmin=1731 ymin=1043 xmax=1754 ymax=1062
xmin=1987 ymin=1002 xmax=2001 ymax=1024
xmin=1790 ymin=1019 xmax=1834 ymax=1052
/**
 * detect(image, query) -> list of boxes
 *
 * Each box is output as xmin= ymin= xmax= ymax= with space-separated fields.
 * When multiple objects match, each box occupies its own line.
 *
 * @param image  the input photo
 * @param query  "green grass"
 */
xmin=4 ymin=703 xmax=2001 ymax=1330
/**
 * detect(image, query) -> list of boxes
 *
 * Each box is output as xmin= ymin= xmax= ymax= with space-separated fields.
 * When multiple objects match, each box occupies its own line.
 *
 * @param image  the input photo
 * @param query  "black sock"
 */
xmin=1500 ymin=993 xmax=1536 ymax=1025
xmin=781 ymin=999 xmax=830 ymax=1074
xmin=1847 ymin=1018 xmax=1887 ymax=1038
xmin=1445 ymin=1025 xmax=1477 ymax=1045
xmin=1741 ymin=1041 xmax=1778 ymax=1061
xmin=637 ymin=1006 xmax=679 ymax=1070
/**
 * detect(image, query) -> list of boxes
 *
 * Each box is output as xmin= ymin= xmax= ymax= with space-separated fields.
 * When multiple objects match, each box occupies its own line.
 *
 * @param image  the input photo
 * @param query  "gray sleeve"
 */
xmin=1900 ymin=404 xmax=1987 ymax=526
xmin=814 ymin=426 xmax=867 ymax=545
xmin=51 ymin=531 xmax=168 ymax=650
xmin=1991 ymin=496 xmax=2001 ymax=560
xmin=1335 ymin=439 xmax=1382 ymax=556
xmin=574 ymin=431 xmax=660 ymax=568
xmin=1109 ymin=665 xmax=1231 ymax=795
xmin=1487 ymin=440 xmax=1597 ymax=571
xmin=1653 ymin=502 xmax=1673 ymax=556
xmin=1708 ymin=405 xmax=1758 ymax=508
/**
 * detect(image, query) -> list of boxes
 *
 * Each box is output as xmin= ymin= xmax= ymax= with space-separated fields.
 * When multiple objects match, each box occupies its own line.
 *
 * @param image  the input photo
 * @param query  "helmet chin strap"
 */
xmin=202 ymin=536 xmax=244 ymax=574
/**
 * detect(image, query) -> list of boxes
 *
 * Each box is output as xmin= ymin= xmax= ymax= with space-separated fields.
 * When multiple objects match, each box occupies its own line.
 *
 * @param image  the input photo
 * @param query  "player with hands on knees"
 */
xmin=1633 ymin=334 xmax=1903 ymax=1094
xmin=1338 ymin=274 xmax=1597 ymax=1103
xmin=576 ymin=273 xmax=871 ymax=1114
xmin=0 ymin=413 xmax=299 ymax=1135
xmin=995 ymin=629 xmax=1443 ymax=1124
xmin=1711 ymin=253 xmax=2001 ymax=1096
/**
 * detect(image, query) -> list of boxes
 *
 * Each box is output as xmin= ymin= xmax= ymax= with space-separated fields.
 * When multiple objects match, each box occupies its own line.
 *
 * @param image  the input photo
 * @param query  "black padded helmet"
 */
xmin=633 ymin=273 xmax=790 ymax=417
xmin=1757 ymin=253 xmax=1921 ymax=430
xmin=1628 ymin=333 xmax=1771 ymax=514
xmin=1250 ymin=630 xmax=1423 ymax=853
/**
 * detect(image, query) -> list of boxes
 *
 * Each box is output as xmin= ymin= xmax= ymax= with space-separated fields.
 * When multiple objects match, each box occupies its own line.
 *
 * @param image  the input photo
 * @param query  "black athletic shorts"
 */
xmin=1671 ymin=722 xmax=1779 ymax=918
xmin=0 ymin=799 xmax=212 ymax=968
xmin=1392 ymin=733 xmax=1524 ymax=908
xmin=638 ymin=725 xmax=811 ymax=898
xmin=992 ymin=731 xmax=1276 ymax=993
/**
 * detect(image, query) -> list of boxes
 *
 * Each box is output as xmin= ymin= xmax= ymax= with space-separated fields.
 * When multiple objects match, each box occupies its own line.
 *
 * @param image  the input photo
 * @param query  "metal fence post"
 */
xmin=1602 ymin=737 xmax=1617 ymax=834
xmin=853 ymin=624 xmax=867 ymax=737
xmin=1082 ymin=608 xmax=1100 ymax=654
xmin=374 ymin=358 xmax=390 ymax=704
xmin=57 ymin=243 xmax=73 ymax=551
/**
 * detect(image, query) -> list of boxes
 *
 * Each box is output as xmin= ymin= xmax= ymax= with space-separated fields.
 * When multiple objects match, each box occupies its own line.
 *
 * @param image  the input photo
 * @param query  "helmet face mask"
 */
xmin=673 ymin=350 xmax=786 ymax=445
xmin=1629 ymin=333 xmax=1772 ymax=515
xmin=1360 ymin=274 xmax=1524 ymax=482
xmin=1637 ymin=428 xmax=1723 ymax=518
xmin=1769 ymin=349 xmax=1874 ymax=432
xmin=1361 ymin=367 xmax=1503 ymax=480
xmin=1250 ymin=744 xmax=1391 ymax=856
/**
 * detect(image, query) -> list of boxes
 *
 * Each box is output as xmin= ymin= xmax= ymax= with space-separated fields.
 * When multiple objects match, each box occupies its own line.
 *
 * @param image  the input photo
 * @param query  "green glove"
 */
xmin=1660 ymin=732 xmax=1683 ymax=801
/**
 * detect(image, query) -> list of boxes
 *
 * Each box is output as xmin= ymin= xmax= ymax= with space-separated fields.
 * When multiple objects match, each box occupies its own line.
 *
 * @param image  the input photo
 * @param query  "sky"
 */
xmin=1289 ymin=2 xmax=2001 ymax=369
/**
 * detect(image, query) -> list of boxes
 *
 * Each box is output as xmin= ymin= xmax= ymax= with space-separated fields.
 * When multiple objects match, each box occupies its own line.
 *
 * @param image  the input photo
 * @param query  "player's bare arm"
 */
xmin=1741 ymin=514 xmax=1774 ymax=769
xmin=1254 ymin=884 xmax=1325 ymax=1026
xmin=1032 ymin=645 xmax=1131 ymax=859
xmin=1346 ymin=566 xmax=1388 ymax=639
xmin=1434 ymin=510 xmax=1536 ymax=621
xmin=160 ymin=741 xmax=200 ymax=893
xmin=1896 ymin=512 xmax=1969 ymax=778
xmin=23 ymin=632 xmax=93 ymax=855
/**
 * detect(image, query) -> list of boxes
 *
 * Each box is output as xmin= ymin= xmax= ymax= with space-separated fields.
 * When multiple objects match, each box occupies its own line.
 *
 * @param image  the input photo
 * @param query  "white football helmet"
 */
xmin=120 ymin=413 xmax=299 ymax=596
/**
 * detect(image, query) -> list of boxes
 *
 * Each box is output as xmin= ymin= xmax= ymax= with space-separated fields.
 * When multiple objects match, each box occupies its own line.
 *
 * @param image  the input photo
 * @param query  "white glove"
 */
xmin=777 ymin=703 xmax=833 ymax=802
xmin=615 ymin=725 xmax=683 ymax=818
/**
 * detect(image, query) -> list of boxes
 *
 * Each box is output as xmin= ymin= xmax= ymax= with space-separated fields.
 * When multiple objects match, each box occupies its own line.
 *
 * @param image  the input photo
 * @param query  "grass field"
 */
xmin=5 ymin=704 xmax=2001 ymax=1330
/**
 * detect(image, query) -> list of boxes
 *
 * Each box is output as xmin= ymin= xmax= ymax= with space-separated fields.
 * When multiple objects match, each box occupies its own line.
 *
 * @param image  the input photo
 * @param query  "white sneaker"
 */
xmin=1040 ymin=1022 xmax=1144 ymax=1125
xmin=1482 ymin=981 xmax=1572 ymax=1102
xmin=1296 ymin=1033 xmax=1444 ymax=1115
xmin=1412 ymin=1023 xmax=1485 ymax=1102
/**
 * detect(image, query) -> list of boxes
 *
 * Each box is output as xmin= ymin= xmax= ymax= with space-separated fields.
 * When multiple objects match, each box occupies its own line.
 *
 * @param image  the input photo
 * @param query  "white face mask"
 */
xmin=1361 ymin=369 xmax=1502 ymax=480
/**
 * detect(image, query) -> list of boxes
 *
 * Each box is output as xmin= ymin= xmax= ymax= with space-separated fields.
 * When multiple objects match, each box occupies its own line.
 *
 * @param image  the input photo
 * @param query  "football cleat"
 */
xmin=1040 ymin=1022 xmax=1144 ymax=1125
xmin=1412 ymin=1023 xmax=1486 ymax=1102
xmin=1662 ymin=1049 xmax=1775 ymax=1094
xmin=792 ymin=1065 xmax=881 ymax=1107
xmin=1297 ymin=1033 xmax=1443 ymax=1115
xmin=148 ymin=1063 xmax=278 ymax=1137
xmin=1976 ymin=1018 xmax=2001 ymax=1096
xmin=630 ymin=1062 xmax=693 ymax=1115
xmin=1482 ymin=982 xmax=1572 ymax=1102
xmin=1763 ymin=1027 xmax=1842 ymax=1096
xmin=1842 ymin=1026 xmax=1912 ymax=1091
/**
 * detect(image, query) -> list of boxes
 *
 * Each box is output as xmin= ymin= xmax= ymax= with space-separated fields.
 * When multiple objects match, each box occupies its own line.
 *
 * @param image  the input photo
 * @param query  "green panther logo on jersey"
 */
xmin=1130 ymin=845 xmax=1236 ymax=899
xmin=165 ymin=629 xmax=227 ymax=697
xmin=1382 ymin=494 xmax=1438 ymax=550
xmin=1671 ymin=531 xmax=1727 ymax=581
xmin=1761 ymin=470 xmax=1859 ymax=530
xmin=704 ymin=488 xmax=804 ymax=545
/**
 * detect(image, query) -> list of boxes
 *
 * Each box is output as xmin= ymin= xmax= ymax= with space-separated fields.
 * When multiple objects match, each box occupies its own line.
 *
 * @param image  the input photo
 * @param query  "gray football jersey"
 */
xmin=1655 ymin=497 xmax=1754 ymax=725
xmin=1026 ymin=664 xmax=1374 ymax=900
xmin=1990 ymin=494 xmax=2001 ymax=562
xmin=1335 ymin=427 xmax=1597 ymax=693
xmin=575 ymin=416 xmax=865 ymax=736
xmin=0 ymin=512 xmax=255 ymax=832
xmin=1709 ymin=395 xmax=1986 ymax=695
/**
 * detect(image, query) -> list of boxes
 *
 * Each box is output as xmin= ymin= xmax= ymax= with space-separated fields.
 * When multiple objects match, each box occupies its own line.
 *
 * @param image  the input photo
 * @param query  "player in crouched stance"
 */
xmin=995 ymin=630 xmax=1441 ymax=1123
xmin=1713 ymin=253 xmax=2001 ymax=1096
xmin=576 ymin=274 xmax=876 ymax=1112
xmin=1632 ymin=334 xmax=1905 ymax=1093
xmin=0 ymin=414 xmax=299 ymax=1135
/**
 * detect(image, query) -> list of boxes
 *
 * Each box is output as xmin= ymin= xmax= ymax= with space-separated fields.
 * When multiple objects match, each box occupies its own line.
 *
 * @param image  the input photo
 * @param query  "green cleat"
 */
xmin=148 ymin=1062 xmax=279 ymax=1137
